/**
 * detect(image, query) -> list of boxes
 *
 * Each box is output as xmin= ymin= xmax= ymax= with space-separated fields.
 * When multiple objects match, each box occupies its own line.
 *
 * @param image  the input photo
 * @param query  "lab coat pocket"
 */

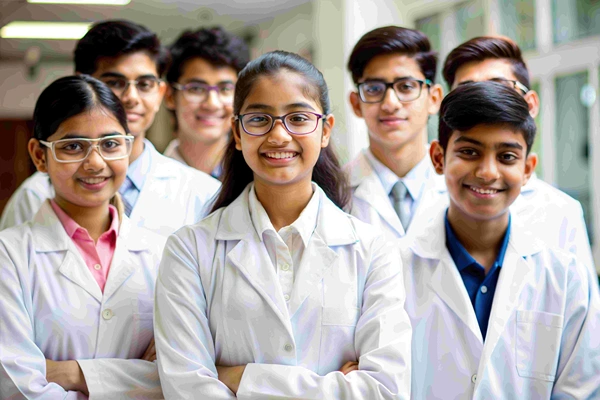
xmin=516 ymin=310 xmax=564 ymax=381
xmin=319 ymin=307 xmax=360 ymax=374
xmin=132 ymin=312 xmax=154 ymax=359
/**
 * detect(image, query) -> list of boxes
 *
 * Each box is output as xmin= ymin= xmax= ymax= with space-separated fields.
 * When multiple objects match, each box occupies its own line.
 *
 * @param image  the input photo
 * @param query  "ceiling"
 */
xmin=0 ymin=0 xmax=312 ymax=62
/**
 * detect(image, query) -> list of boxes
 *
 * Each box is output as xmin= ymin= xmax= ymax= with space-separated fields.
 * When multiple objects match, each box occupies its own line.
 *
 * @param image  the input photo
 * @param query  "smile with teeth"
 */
xmin=468 ymin=185 xmax=500 ymax=195
xmin=79 ymin=177 xmax=108 ymax=184
xmin=264 ymin=151 xmax=298 ymax=159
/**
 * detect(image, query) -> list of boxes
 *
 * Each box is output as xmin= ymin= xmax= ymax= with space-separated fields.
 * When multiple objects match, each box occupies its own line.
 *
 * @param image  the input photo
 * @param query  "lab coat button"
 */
xmin=94 ymin=264 xmax=102 ymax=270
xmin=471 ymin=374 xmax=477 ymax=383
xmin=284 ymin=343 xmax=293 ymax=352
xmin=102 ymin=309 xmax=113 ymax=320
xmin=481 ymin=286 xmax=488 ymax=294
xmin=281 ymin=264 xmax=290 ymax=271
xmin=284 ymin=294 xmax=290 ymax=301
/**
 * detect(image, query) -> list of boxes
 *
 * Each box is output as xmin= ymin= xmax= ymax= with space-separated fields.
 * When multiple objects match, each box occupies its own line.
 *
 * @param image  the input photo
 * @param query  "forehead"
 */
xmin=50 ymin=108 xmax=126 ymax=140
xmin=361 ymin=53 xmax=425 ymax=81
xmin=92 ymin=51 xmax=159 ymax=78
xmin=241 ymin=71 xmax=321 ymax=111
xmin=453 ymin=58 xmax=517 ymax=88
xmin=179 ymin=57 xmax=238 ymax=82
xmin=449 ymin=124 xmax=527 ymax=148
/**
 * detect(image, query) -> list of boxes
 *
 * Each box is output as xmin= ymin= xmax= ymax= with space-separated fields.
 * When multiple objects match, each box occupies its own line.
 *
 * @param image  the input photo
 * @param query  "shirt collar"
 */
xmin=365 ymin=148 xmax=431 ymax=200
xmin=248 ymin=182 xmax=320 ymax=247
xmin=126 ymin=139 xmax=153 ymax=191
xmin=50 ymin=199 xmax=119 ymax=240
xmin=444 ymin=209 xmax=512 ymax=272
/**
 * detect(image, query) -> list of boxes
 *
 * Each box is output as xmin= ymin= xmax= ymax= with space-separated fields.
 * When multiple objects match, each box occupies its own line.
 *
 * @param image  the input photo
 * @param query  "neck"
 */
xmin=447 ymin=206 xmax=509 ymax=273
xmin=254 ymin=179 xmax=313 ymax=232
xmin=178 ymin=134 xmax=228 ymax=175
xmin=369 ymin=133 xmax=427 ymax=178
xmin=54 ymin=198 xmax=111 ymax=242
xmin=129 ymin=135 xmax=146 ymax=163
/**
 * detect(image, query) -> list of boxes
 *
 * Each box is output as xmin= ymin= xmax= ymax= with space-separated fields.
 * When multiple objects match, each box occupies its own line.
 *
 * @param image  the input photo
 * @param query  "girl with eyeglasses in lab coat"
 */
xmin=0 ymin=75 xmax=163 ymax=399
xmin=154 ymin=51 xmax=412 ymax=399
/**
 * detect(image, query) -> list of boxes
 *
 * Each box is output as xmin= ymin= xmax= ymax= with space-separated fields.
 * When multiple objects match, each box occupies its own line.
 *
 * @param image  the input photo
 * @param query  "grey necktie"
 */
xmin=391 ymin=181 xmax=411 ymax=230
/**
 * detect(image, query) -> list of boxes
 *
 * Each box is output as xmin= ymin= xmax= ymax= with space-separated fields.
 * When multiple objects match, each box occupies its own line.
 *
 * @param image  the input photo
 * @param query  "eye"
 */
xmin=136 ymin=78 xmax=156 ymax=92
xmin=500 ymin=153 xmax=518 ymax=162
xmin=59 ymin=141 xmax=85 ymax=152
xmin=187 ymin=84 xmax=207 ymax=94
xmin=104 ymin=79 xmax=126 ymax=90
xmin=101 ymin=138 xmax=122 ymax=151
xmin=363 ymin=82 xmax=385 ymax=95
xmin=287 ymin=113 xmax=312 ymax=123
xmin=244 ymin=114 xmax=270 ymax=126
xmin=458 ymin=148 xmax=478 ymax=157
xmin=219 ymin=84 xmax=235 ymax=94
xmin=395 ymin=80 xmax=419 ymax=92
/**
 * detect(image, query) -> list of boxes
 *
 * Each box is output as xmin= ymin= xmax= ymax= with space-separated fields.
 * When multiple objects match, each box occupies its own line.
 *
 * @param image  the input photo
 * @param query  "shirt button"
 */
xmin=281 ymin=264 xmax=290 ymax=271
xmin=284 ymin=343 xmax=293 ymax=352
xmin=471 ymin=374 xmax=477 ymax=383
xmin=284 ymin=294 xmax=290 ymax=301
xmin=94 ymin=264 xmax=102 ymax=270
xmin=102 ymin=309 xmax=113 ymax=320
xmin=481 ymin=286 xmax=488 ymax=294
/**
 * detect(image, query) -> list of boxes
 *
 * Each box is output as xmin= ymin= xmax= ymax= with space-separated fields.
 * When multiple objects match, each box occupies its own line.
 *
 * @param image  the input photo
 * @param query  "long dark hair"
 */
xmin=211 ymin=50 xmax=350 ymax=212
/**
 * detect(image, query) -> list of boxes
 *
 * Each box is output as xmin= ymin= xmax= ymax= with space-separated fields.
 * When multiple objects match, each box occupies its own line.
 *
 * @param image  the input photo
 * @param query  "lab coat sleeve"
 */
xmin=236 ymin=238 xmax=412 ymax=400
xmin=551 ymin=256 xmax=600 ymax=398
xmin=0 ymin=187 xmax=45 ymax=230
xmin=154 ymin=229 xmax=236 ymax=400
xmin=0 ymin=241 xmax=85 ymax=399
xmin=76 ymin=359 xmax=162 ymax=399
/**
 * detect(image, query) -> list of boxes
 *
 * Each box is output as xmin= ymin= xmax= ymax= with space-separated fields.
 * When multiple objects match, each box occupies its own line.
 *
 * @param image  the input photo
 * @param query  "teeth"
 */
xmin=470 ymin=186 xmax=498 ymax=195
xmin=265 ymin=152 xmax=296 ymax=159
xmin=80 ymin=177 xmax=107 ymax=184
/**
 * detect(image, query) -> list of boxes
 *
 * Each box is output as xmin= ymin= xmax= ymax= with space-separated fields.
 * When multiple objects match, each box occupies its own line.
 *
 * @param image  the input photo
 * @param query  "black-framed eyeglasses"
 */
xmin=39 ymin=135 xmax=134 ymax=163
xmin=487 ymin=78 xmax=529 ymax=94
xmin=235 ymin=112 xmax=326 ymax=136
xmin=100 ymin=76 xmax=162 ymax=97
xmin=357 ymin=77 xmax=432 ymax=103
xmin=171 ymin=81 xmax=235 ymax=104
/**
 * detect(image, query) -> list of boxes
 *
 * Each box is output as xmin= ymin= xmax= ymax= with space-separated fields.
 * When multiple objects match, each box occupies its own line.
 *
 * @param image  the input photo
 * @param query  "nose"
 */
xmin=82 ymin=145 xmax=107 ymax=171
xmin=267 ymin=119 xmax=292 ymax=144
xmin=380 ymin=87 xmax=401 ymax=113
xmin=475 ymin=154 xmax=500 ymax=182
xmin=202 ymin=89 xmax=222 ymax=110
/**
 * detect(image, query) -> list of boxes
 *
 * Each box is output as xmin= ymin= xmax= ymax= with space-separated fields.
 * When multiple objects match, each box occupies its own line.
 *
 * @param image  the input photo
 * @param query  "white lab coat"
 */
xmin=0 ymin=140 xmax=221 ymax=237
xmin=401 ymin=208 xmax=600 ymax=399
xmin=0 ymin=201 xmax=164 ymax=399
xmin=345 ymin=149 xmax=597 ymax=276
xmin=154 ymin=184 xmax=412 ymax=399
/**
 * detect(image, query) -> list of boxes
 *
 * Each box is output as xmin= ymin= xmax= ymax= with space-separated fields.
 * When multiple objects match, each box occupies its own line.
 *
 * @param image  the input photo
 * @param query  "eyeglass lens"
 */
xmin=52 ymin=137 xmax=132 ymax=162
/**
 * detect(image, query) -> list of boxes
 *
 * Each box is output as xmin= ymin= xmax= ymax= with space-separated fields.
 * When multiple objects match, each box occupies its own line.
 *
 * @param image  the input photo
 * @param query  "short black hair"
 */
xmin=74 ymin=19 xmax=170 ymax=76
xmin=443 ymin=36 xmax=530 ymax=89
xmin=166 ymin=26 xmax=250 ymax=83
xmin=33 ymin=75 xmax=128 ymax=141
xmin=347 ymin=26 xmax=437 ymax=84
xmin=438 ymin=81 xmax=536 ymax=154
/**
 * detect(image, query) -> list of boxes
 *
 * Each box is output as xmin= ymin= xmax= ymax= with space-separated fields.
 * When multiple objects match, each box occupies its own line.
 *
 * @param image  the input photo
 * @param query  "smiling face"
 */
xmin=92 ymin=51 xmax=166 ymax=138
xmin=430 ymin=124 xmax=536 ymax=224
xmin=166 ymin=57 xmax=238 ymax=145
xmin=30 ymin=107 xmax=129 ymax=215
xmin=349 ymin=53 xmax=442 ymax=154
xmin=233 ymin=71 xmax=333 ymax=191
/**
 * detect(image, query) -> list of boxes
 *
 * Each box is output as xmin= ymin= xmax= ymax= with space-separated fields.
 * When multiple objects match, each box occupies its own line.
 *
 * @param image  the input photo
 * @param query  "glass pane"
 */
xmin=530 ymin=81 xmax=543 ymax=178
xmin=455 ymin=1 xmax=485 ymax=44
xmin=499 ymin=0 xmax=536 ymax=51
xmin=554 ymin=71 xmax=593 ymax=243
xmin=553 ymin=0 xmax=600 ymax=44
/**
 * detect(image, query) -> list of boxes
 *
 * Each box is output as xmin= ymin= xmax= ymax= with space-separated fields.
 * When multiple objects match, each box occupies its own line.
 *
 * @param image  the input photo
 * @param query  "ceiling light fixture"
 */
xmin=28 ymin=0 xmax=130 ymax=4
xmin=0 ymin=21 xmax=92 ymax=40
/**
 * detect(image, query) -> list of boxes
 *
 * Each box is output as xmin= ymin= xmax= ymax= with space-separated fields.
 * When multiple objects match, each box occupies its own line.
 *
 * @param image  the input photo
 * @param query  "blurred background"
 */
xmin=1 ymin=0 xmax=599 ymax=266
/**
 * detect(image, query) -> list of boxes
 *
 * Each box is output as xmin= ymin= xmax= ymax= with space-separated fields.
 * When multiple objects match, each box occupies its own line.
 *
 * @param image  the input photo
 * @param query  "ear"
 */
xmin=232 ymin=117 xmax=242 ymax=151
xmin=164 ymin=85 xmax=176 ymax=111
xmin=524 ymin=89 xmax=540 ymax=118
xmin=429 ymin=140 xmax=445 ymax=175
xmin=28 ymin=138 xmax=48 ymax=173
xmin=321 ymin=114 xmax=334 ymax=148
xmin=349 ymin=91 xmax=363 ymax=118
xmin=427 ymin=83 xmax=444 ymax=115
xmin=523 ymin=152 xmax=538 ymax=185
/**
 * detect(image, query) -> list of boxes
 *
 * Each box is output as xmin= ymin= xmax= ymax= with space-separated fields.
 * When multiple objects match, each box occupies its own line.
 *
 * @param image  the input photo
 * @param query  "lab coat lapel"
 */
xmin=58 ymin=249 xmax=104 ymax=303
xmin=102 ymin=219 xmax=137 ymax=302
xmin=406 ymin=172 xmax=447 ymax=237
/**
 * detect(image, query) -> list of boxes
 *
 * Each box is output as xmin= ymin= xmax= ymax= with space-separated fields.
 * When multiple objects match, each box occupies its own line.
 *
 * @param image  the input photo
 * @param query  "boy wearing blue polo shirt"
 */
xmin=402 ymin=81 xmax=600 ymax=399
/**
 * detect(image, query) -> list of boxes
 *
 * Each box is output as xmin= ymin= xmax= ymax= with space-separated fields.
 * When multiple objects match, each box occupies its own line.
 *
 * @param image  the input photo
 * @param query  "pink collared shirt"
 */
xmin=50 ymin=200 xmax=119 ymax=292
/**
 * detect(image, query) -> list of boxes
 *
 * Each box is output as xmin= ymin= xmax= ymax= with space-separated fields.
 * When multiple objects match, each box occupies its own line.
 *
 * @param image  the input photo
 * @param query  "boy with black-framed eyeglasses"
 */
xmin=344 ymin=25 xmax=444 ymax=240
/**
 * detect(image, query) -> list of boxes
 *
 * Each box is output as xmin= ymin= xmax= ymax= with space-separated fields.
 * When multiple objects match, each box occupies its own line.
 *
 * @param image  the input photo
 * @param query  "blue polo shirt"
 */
xmin=444 ymin=212 xmax=511 ymax=341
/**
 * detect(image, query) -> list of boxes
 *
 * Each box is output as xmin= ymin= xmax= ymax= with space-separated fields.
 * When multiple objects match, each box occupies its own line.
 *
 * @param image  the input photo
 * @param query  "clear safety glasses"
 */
xmin=39 ymin=135 xmax=134 ymax=163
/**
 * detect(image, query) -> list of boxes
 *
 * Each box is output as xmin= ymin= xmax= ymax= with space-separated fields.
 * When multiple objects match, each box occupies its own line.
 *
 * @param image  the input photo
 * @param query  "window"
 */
xmin=500 ymin=0 xmax=536 ymax=51
xmin=553 ymin=0 xmax=600 ymax=44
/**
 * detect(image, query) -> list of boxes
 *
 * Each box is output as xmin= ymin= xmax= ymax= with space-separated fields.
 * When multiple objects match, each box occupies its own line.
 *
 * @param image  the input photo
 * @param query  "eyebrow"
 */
xmin=454 ymin=135 xmax=524 ymax=150
xmin=458 ymin=77 xmax=507 ymax=85
xmin=244 ymin=102 xmax=317 ymax=112
xmin=360 ymin=76 xmax=415 ymax=83
xmin=182 ymin=78 xmax=235 ymax=85
xmin=99 ymin=72 xmax=158 ymax=80
xmin=58 ymin=132 xmax=124 ymax=140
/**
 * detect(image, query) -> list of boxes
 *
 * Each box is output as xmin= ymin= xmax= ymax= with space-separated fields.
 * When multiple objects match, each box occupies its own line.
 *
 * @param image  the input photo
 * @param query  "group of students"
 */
xmin=0 ymin=18 xmax=598 ymax=400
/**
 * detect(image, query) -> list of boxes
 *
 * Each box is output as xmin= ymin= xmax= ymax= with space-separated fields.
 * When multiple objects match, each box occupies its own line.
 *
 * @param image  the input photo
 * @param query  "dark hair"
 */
xmin=33 ymin=75 xmax=129 ymax=141
xmin=74 ymin=20 xmax=170 ymax=76
xmin=443 ymin=36 xmax=530 ymax=89
xmin=166 ymin=26 xmax=250 ymax=83
xmin=211 ymin=50 xmax=350 ymax=212
xmin=438 ymin=81 xmax=536 ymax=154
xmin=347 ymin=26 xmax=437 ymax=84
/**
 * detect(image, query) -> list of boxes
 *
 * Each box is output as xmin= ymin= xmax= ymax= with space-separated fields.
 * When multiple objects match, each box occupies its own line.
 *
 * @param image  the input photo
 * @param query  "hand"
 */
xmin=46 ymin=359 xmax=89 ymax=396
xmin=141 ymin=338 xmax=156 ymax=362
xmin=216 ymin=365 xmax=246 ymax=394
xmin=339 ymin=361 xmax=359 ymax=375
